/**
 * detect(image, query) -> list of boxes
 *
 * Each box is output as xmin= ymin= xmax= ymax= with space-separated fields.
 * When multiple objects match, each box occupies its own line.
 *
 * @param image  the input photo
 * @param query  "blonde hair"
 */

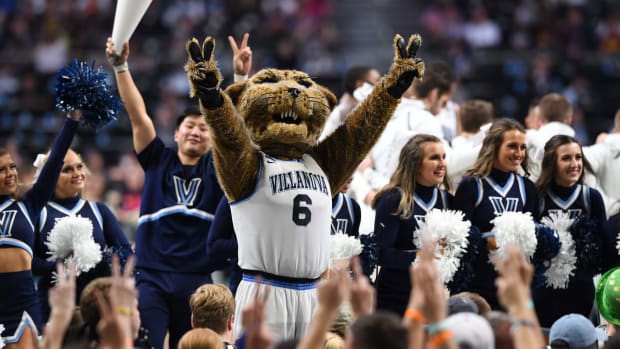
xmin=372 ymin=135 xmax=448 ymax=218
xmin=177 ymin=328 xmax=222 ymax=349
xmin=189 ymin=284 xmax=235 ymax=334
xmin=467 ymin=118 xmax=529 ymax=177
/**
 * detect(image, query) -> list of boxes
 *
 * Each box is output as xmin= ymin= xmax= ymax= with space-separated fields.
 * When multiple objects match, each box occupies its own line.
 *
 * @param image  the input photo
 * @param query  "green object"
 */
xmin=596 ymin=266 xmax=620 ymax=326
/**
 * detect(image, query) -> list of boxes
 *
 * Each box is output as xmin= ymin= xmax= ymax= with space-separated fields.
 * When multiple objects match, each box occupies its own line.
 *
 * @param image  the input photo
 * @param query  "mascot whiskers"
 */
xmin=185 ymin=34 xmax=424 ymax=340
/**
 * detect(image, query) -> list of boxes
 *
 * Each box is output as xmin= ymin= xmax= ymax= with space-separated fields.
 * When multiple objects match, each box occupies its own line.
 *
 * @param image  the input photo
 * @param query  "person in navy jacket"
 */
xmin=32 ymin=148 xmax=133 ymax=322
xmin=372 ymin=134 xmax=451 ymax=316
xmin=453 ymin=118 xmax=538 ymax=310
xmin=0 ymin=111 xmax=80 ymax=348
xmin=533 ymin=134 xmax=606 ymax=327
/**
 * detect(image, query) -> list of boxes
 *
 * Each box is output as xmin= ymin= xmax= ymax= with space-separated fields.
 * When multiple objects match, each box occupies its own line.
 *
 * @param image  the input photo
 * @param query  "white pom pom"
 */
xmin=413 ymin=209 xmax=471 ymax=284
xmin=541 ymin=212 xmax=577 ymax=289
xmin=491 ymin=211 xmax=537 ymax=261
xmin=45 ymin=216 xmax=102 ymax=276
xmin=330 ymin=233 xmax=363 ymax=260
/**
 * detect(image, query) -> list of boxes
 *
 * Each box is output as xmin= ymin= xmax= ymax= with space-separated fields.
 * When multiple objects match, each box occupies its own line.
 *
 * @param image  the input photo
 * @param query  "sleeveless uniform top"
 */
xmin=231 ymin=152 xmax=332 ymax=279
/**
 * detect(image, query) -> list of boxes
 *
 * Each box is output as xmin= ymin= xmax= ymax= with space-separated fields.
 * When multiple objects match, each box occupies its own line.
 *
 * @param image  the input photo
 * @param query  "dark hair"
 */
xmin=349 ymin=312 xmax=408 ymax=349
xmin=343 ymin=66 xmax=375 ymax=95
xmin=372 ymin=134 xmax=449 ymax=217
xmin=176 ymin=106 xmax=204 ymax=129
xmin=459 ymin=100 xmax=494 ymax=133
xmin=535 ymin=134 xmax=594 ymax=193
xmin=467 ymin=118 xmax=529 ymax=177
xmin=413 ymin=60 xmax=455 ymax=98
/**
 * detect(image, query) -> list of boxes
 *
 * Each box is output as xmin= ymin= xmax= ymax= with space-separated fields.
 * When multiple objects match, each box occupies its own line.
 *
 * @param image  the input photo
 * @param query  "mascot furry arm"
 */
xmin=185 ymin=35 xmax=424 ymax=201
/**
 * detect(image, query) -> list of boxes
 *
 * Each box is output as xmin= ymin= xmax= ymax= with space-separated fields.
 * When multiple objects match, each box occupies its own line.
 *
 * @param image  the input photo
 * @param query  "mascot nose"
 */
xmin=288 ymin=87 xmax=300 ymax=98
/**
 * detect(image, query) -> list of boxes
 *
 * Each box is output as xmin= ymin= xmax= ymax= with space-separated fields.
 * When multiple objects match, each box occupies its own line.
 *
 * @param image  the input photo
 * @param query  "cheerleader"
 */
xmin=0 ymin=112 xmax=80 ymax=348
xmin=32 ymin=148 xmax=133 ymax=322
xmin=372 ymin=134 xmax=451 ymax=316
xmin=453 ymin=118 xmax=538 ymax=310
xmin=533 ymin=135 xmax=606 ymax=327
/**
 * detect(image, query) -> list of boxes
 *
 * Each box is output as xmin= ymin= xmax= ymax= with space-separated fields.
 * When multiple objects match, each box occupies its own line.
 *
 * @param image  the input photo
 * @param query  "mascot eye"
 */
xmin=298 ymin=79 xmax=312 ymax=88
xmin=256 ymin=76 xmax=278 ymax=84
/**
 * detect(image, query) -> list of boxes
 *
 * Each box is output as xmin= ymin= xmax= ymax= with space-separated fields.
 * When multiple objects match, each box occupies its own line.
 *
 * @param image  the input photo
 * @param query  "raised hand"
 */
xmin=350 ymin=256 xmax=375 ymax=316
xmin=105 ymin=37 xmax=130 ymax=67
xmin=185 ymin=36 xmax=223 ymax=108
xmin=386 ymin=34 xmax=425 ymax=99
xmin=229 ymin=33 xmax=252 ymax=76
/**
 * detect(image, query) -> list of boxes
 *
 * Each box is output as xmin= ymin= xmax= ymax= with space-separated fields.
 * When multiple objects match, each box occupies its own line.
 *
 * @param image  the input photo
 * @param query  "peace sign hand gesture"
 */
xmin=229 ymin=33 xmax=252 ymax=76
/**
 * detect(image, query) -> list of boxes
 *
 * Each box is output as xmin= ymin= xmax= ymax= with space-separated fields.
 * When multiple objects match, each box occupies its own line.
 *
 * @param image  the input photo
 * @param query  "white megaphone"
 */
xmin=111 ymin=0 xmax=152 ymax=55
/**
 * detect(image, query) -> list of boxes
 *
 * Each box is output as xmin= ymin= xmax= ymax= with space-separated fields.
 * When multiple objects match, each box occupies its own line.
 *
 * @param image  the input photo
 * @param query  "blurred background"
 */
xmin=1 ymin=0 xmax=619 ymax=238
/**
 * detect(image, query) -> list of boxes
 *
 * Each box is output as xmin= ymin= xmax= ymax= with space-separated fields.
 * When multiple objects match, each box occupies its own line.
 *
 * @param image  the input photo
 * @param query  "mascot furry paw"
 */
xmin=184 ymin=33 xmax=424 ymax=339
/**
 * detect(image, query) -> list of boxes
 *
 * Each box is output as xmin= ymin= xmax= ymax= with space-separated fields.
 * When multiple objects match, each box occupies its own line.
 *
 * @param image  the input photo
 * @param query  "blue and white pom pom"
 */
xmin=45 ymin=216 xmax=102 ymax=278
xmin=541 ymin=212 xmax=577 ymax=289
xmin=413 ymin=209 xmax=471 ymax=284
xmin=330 ymin=233 xmax=363 ymax=260
xmin=0 ymin=324 xmax=5 ymax=349
xmin=490 ymin=211 xmax=537 ymax=261
xmin=55 ymin=59 xmax=122 ymax=130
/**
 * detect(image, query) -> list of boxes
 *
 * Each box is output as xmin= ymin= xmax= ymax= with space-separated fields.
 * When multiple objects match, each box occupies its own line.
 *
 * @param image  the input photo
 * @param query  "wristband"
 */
xmin=425 ymin=321 xmax=447 ymax=335
xmin=234 ymin=73 xmax=248 ymax=82
xmin=113 ymin=61 xmax=129 ymax=74
xmin=509 ymin=319 xmax=537 ymax=335
xmin=526 ymin=300 xmax=534 ymax=309
xmin=403 ymin=308 xmax=427 ymax=324
xmin=116 ymin=306 xmax=133 ymax=317
xmin=428 ymin=329 xmax=453 ymax=348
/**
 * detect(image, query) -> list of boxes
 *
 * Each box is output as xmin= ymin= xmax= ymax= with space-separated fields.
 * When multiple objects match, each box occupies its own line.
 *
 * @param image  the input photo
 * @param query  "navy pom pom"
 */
xmin=571 ymin=215 xmax=602 ymax=275
xmin=102 ymin=244 xmax=133 ymax=273
xmin=55 ymin=59 xmax=122 ymax=130
xmin=448 ymin=225 xmax=481 ymax=293
xmin=532 ymin=223 xmax=561 ymax=288
xmin=359 ymin=233 xmax=377 ymax=283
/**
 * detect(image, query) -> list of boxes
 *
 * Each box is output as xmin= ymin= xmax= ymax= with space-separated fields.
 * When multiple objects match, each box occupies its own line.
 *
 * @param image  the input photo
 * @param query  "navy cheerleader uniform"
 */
xmin=0 ymin=118 xmax=77 ymax=344
xmin=33 ymin=195 xmax=133 ymax=321
xmin=453 ymin=168 xmax=537 ymax=310
xmin=134 ymin=137 xmax=224 ymax=348
xmin=330 ymin=192 xmax=361 ymax=238
xmin=374 ymin=185 xmax=450 ymax=316
xmin=533 ymin=183 xmax=606 ymax=328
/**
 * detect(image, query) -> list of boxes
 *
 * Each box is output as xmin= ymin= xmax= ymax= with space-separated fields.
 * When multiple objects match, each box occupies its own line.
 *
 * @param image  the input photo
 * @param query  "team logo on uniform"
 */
xmin=173 ymin=176 xmax=202 ymax=206
xmin=489 ymin=196 xmax=520 ymax=216
xmin=0 ymin=210 xmax=17 ymax=237
xmin=331 ymin=218 xmax=349 ymax=235
xmin=548 ymin=208 xmax=582 ymax=219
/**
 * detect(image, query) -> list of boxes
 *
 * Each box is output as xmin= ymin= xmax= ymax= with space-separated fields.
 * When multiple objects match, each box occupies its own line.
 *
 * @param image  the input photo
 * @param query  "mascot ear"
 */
xmin=317 ymin=85 xmax=337 ymax=111
xmin=224 ymin=81 xmax=248 ymax=105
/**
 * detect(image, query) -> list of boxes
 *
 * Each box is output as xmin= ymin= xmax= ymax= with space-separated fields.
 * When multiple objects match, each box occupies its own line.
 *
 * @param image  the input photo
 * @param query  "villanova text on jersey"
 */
xmin=268 ymin=170 xmax=329 ymax=196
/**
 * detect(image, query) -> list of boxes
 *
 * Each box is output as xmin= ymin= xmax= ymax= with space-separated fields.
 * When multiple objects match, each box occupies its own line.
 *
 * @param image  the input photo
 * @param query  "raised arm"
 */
xmin=313 ymin=34 xmax=425 ymax=194
xmin=105 ymin=38 xmax=156 ymax=154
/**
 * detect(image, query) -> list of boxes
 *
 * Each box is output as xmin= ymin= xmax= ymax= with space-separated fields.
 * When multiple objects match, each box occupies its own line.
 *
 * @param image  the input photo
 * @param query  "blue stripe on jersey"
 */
xmin=138 ymin=205 xmax=215 ymax=225
xmin=413 ymin=188 xmax=438 ymax=213
xmin=241 ymin=274 xmax=317 ymax=290
xmin=0 ymin=238 xmax=33 ymax=257
xmin=484 ymin=173 xmax=515 ymax=197
xmin=548 ymin=185 xmax=581 ymax=210
xmin=15 ymin=202 xmax=34 ymax=233
xmin=47 ymin=199 xmax=86 ymax=216
xmin=88 ymin=201 xmax=104 ymax=230
xmin=2 ymin=311 xmax=38 ymax=344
